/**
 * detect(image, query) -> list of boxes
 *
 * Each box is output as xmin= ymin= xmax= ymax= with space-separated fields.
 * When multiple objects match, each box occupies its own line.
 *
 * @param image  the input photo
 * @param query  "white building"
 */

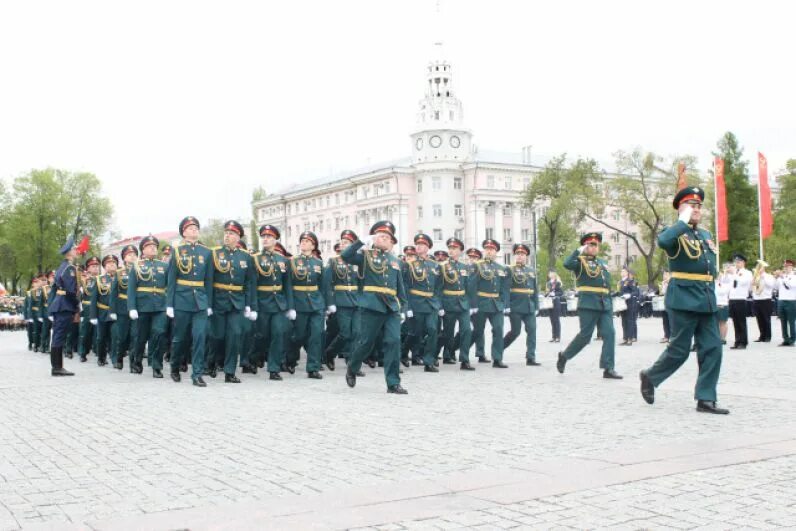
xmin=253 ymin=46 xmax=637 ymax=267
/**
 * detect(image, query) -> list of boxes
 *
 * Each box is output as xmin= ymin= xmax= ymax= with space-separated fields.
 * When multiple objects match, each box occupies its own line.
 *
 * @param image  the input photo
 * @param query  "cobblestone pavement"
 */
xmin=0 ymin=315 xmax=794 ymax=530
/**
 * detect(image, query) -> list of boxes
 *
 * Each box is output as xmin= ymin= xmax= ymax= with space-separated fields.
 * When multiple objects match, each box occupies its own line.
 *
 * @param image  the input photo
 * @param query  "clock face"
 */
xmin=415 ymin=137 xmax=423 ymax=150
xmin=450 ymin=135 xmax=461 ymax=148
xmin=430 ymin=135 xmax=442 ymax=148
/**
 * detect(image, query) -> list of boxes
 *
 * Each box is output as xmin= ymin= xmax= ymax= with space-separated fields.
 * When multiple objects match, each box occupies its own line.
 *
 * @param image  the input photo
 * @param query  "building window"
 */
xmin=505 ymin=176 xmax=512 ymax=190
xmin=454 ymin=229 xmax=463 ymax=240
xmin=286 ymin=226 xmax=292 ymax=237
xmin=503 ymin=204 xmax=512 ymax=216
xmin=521 ymin=208 xmax=529 ymax=218
xmin=612 ymin=232 xmax=620 ymax=243
xmin=615 ymin=255 xmax=622 ymax=267
xmin=454 ymin=176 xmax=462 ymax=189
xmin=432 ymin=176 xmax=441 ymax=190
xmin=433 ymin=229 xmax=443 ymax=241
xmin=335 ymin=218 xmax=340 ymax=230
xmin=319 ymin=220 xmax=324 ymax=231
xmin=326 ymin=196 xmax=330 ymax=207
xmin=433 ymin=204 xmax=442 ymax=217
xmin=504 ymin=253 xmax=511 ymax=265
xmin=384 ymin=181 xmax=391 ymax=194
xmin=449 ymin=111 xmax=454 ymax=121
xmin=417 ymin=206 xmax=423 ymax=218
xmin=487 ymin=175 xmax=495 ymax=188
xmin=454 ymin=204 xmax=462 ymax=217
xmin=417 ymin=179 xmax=423 ymax=193
xmin=522 ymin=228 xmax=530 ymax=241
xmin=613 ymin=210 xmax=620 ymax=221
xmin=485 ymin=228 xmax=494 ymax=239
xmin=434 ymin=111 xmax=439 ymax=120
xmin=523 ymin=176 xmax=530 ymax=189
xmin=504 ymin=228 xmax=512 ymax=241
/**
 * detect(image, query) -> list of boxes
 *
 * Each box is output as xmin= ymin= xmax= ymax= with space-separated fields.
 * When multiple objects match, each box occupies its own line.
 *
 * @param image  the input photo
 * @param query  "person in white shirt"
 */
xmin=728 ymin=253 xmax=752 ymax=349
xmin=751 ymin=260 xmax=775 ymax=342
xmin=716 ymin=264 xmax=733 ymax=345
xmin=776 ymin=259 xmax=796 ymax=346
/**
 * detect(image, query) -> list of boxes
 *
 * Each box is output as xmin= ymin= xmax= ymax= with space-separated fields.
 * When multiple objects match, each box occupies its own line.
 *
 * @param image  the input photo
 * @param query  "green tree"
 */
xmin=713 ymin=132 xmax=758 ymax=263
xmin=764 ymin=159 xmax=796 ymax=268
xmin=202 ymin=218 xmax=226 ymax=248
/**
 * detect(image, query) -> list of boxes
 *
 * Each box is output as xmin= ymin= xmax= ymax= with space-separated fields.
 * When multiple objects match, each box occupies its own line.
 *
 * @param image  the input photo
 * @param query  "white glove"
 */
xmin=535 ymin=310 xmax=540 ymax=317
xmin=166 ymin=307 xmax=174 ymax=318
xmin=207 ymin=308 xmax=213 ymax=317
xmin=244 ymin=306 xmax=251 ymax=318
xmin=400 ymin=312 xmax=406 ymax=323
xmin=38 ymin=317 xmax=43 ymax=322
xmin=469 ymin=308 xmax=478 ymax=316
xmin=48 ymin=316 xmax=54 ymax=322
xmin=286 ymin=309 xmax=297 ymax=321
xmin=678 ymin=205 xmax=693 ymax=224
xmin=504 ymin=308 xmax=511 ymax=315
xmin=79 ymin=303 xmax=83 ymax=312
xmin=26 ymin=319 xmax=32 ymax=323
xmin=327 ymin=305 xmax=337 ymax=315
xmin=109 ymin=313 xmax=117 ymax=321
xmin=438 ymin=309 xmax=445 ymax=317
xmin=623 ymin=293 xmax=631 ymax=300
xmin=248 ymin=310 xmax=258 ymax=321
xmin=90 ymin=318 xmax=98 ymax=325
xmin=406 ymin=310 xmax=414 ymax=319
xmin=129 ymin=310 xmax=139 ymax=320
xmin=579 ymin=245 xmax=588 ymax=254
xmin=80 ymin=317 xmax=84 ymax=323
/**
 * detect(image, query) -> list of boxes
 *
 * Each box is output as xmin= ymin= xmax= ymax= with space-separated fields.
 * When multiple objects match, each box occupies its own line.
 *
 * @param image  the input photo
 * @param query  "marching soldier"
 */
xmin=400 ymin=245 xmax=418 ymax=366
xmin=286 ymin=231 xmax=326 ymax=379
xmin=29 ymin=276 xmax=44 ymax=352
xmin=322 ymin=230 xmax=359 ymax=370
xmin=469 ymin=239 xmax=510 ymax=368
xmin=439 ymin=237 xmax=475 ymax=370
xmin=24 ymin=287 xmax=35 ymax=351
xmin=343 ymin=221 xmax=409 ymax=394
xmin=166 ymin=216 xmax=214 ymax=387
xmin=404 ymin=233 xmax=443 ymax=372
xmin=776 ymin=259 xmax=796 ymax=346
xmin=206 ymin=220 xmax=256 ymax=383
xmin=47 ymin=236 xmax=79 ymax=376
xmin=78 ymin=257 xmax=100 ymax=362
xmin=640 ymin=187 xmax=728 ymax=414
xmin=464 ymin=247 xmax=487 ymax=362
xmin=557 ymin=233 xmax=623 ymax=379
xmin=728 ymin=253 xmax=752 ymax=349
xmin=237 ymin=240 xmax=258 ymax=374
xmin=90 ymin=255 xmax=118 ymax=366
xmin=160 ymin=243 xmax=174 ymax=363
xmin=128 ymin=235 xmax=169 ymax=378
xmin=111 ymin=245 xmax=137 ymax=371
xmin=503 ymin=243 xmax=541 ymax=366
xmin=618 ymin=267 xmax=640 ymax=345
xmin=39 ymin=271 xmax=55 ymax=354
xmin=751 ymin=260 xmax=775 ymax=343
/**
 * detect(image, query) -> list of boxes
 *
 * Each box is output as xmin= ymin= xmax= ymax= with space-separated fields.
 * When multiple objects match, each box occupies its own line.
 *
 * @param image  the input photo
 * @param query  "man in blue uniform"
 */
xmin=48 ymin=237 xmax=79 ymax=376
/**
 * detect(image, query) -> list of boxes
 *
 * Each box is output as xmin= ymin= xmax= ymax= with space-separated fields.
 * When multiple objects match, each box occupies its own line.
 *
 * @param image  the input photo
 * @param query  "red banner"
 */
xmin=715 ymin=157 xmax=728 ymax=242
xmin=758 ymin=152 xmax=773 ymax=239
xmin=677 ymin=162 xmax=687 ymax=190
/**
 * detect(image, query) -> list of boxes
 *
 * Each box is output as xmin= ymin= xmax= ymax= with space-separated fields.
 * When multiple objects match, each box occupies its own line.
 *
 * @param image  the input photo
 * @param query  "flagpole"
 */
xmin=713 ymin=158 xmax=720 ymax=261
xmin=757 ymin=160 xmax=765 ymax=261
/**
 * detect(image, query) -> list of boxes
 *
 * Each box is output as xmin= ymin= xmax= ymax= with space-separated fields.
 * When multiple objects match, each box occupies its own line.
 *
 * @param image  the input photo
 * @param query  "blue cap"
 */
xmin=59 ymin=235 xmax=75 ymax=255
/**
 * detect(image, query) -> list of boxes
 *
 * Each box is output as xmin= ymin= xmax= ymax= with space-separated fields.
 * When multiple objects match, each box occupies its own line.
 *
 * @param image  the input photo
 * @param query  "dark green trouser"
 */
xmin=442 ymin=310 xmax=472 ymax=363
xmin=32 ymin=320 xmax=42 ymax=348
xmin=40 ymin=319 xmax=52 ymax=351
xmin=779 ymin=300 xmax=796 ymax=345
xmin=348 ymin=308 xmax=401 ymax=388
xmin=172 ymin=310 xmax=208 ymax=379
xmin=96 ymin=321 xmax=114 ymax=362
xmin=112 ymin=314 xmax=135 ymax=364
xmin=66 ymin=322 xmax=79 ymax=353
xmin=562 ymin=309 xmax=615 ymax=370
xmin=209 ymin=310 xmax=244 ymax=376
xmin=255 ymin=311 xmax=289 ymax=373
xmin=134 ymin=312 xmax=166 ymax=370
xmin=26 ymin=321 xmax=34 ymax=346
xmin=240 ymin=318 xmax=255 ymax=368
xmin=289 ymin=310 xmax=323 ymax=372
xmin=645 ymin=309 xmax=722 ymax=401
xmin=471 ymin=310 xmax=505 ymax=362
xmin=410 ymin=311 xmax=439 ymax=366
xmin=504 ymin=311 xmax=537 ymax=361
xmin=325 ymin=307 xmax=356 ymax=361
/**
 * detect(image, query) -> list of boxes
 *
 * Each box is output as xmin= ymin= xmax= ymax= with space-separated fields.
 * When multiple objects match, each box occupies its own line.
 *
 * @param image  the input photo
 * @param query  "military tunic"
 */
xmin=90 ymin=273 xmax=115 ymax=364
xmin=403 ymin=256 xmax=442 ymax=367
xmin=439 ymin=258 xmax=473 ymax=364
xmin=468 ymin=259 xmax=510 ymax=363
xmin=128 ymin=258 xmax=169 ymax=372
xmin=78 ymin=275 xmax=97 ymax=358
xmin=322 ymin=255 xmax=360 ymax=362
xmin=503 ymin=264 xmax=539 ymax=363
xmin=250 ymin=249 xmax=292 ymax=373
xmin=287 ymin=254 xmax=327 ymax=373
xmin=110 ymin=268 xmax=135 ymax=368
xmin=39 ymin=284 xmax=53 ymax=353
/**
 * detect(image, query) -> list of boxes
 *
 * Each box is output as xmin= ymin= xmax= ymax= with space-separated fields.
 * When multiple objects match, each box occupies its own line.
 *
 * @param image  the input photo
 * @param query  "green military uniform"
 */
xmin=78 ymin=258 xmax=99 ymax=361
xmin=287 ymin=231 xmax=326 ymax=378
xmin=167 ymin=216 xmax=214 ymax=385
xmin=251 ymin=225 xmax=293 ymax=378
xmin=503 ymin=244 xmax=540 ymax=365
xmin=207 ymin=221 xmax=256 ymax=381
xmin=438 ymin=238 xmax=474 ymax=369
xmin=30 ymin=285 xmax=44 ymax=352
xmin=404 ymin=233 xmax=442 ymax=369
xmin=321 ymin=230 xmax=360 ymax=369
xmin=776 ymin=261 xmax=796 ymax=346
xmin=468 ymin=239 xmax=510 ymax=367
xmin=24 ymin=289 xmax=35 ymax=350
xmin=90 ymin=256 xmax=118 ymax=366
xmin=641 ymin=187 xmax=728 ymax=414
xmin=111 ymin=247 xmax=137 ymax=371
xmin=343 ymin=221 xmax=409 ymax=393
xmin=558 ymin=233 xmax=621 ymax=377
xmin=127 ymin=235 xmax=169 ymax=377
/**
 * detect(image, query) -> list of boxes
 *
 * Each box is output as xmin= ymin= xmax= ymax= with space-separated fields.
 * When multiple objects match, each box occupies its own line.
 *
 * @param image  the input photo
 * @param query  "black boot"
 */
xmin=50 ymin=348 xmax=74 ymax=376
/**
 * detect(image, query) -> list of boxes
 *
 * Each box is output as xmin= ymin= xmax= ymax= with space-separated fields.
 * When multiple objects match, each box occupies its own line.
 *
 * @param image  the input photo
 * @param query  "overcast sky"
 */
xmin=1 ymin=0 xmax=793 ymax=238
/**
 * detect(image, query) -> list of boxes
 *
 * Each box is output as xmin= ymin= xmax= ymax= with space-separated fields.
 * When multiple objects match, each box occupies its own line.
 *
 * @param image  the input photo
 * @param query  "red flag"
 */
xmin=715 ymin=157 xmax=728 ymax=242
xmin=75 ymin=235 xmax=90 ymax=255
xmin=758 ymin=152 xmax=773 ymax=239
xmin=677 ymin=162 xmax=687 ymax=190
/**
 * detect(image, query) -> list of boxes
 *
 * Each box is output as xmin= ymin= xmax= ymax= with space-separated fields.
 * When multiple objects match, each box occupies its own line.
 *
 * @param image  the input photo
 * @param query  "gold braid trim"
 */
xmin=476 ymin=260 xmax=495 ymax=280
xmin=290 ymin=256 xmax=308 ymax=281
xmin=212 ymin=248 xmax=232 ymax=274
xmin=364 ymin=250 xmax=388 ymax=274
xmin=678 ymin=234 xmax=702 ymax=259
xmin=116 ymin=269 xmax=128 ymax=291
xmin=254 ymin=252 xmax=275 ymax=277
xmin=578 ymin=256 xmax=602 ymax=279
xmin=175 ymin=248 xmax=194 ymax=275
xmin=96 ymin=275 xmax=111 ymax=296
xmin=441 ymin=261 xmax=459 ymax=284
xmin=135 ymin=260 xmax=154 ymax=282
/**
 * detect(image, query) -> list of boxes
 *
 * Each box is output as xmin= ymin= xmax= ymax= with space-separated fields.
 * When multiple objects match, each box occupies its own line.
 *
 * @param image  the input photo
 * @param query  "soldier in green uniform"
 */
xmin=404 ymin=233 xmax=443 ymax=372
xmin=111 ymin=245 xmax=137 ymax=371
xmin=640 ymin=187 xmax=729 ymax=414
xmin=160 ymin=244 xmax=174 ymax=363
xmin=469 ymin=239 xmax=509 ymax=368
xmin=78 ymin=257 xmax=100 ymax=362
xmin=322 ymin=230 xmax=360 ymax=370
xmin=503 ymin=243 xmax=541 ymax=366
xmin=166 ymin=216 xmax=214 ymax=387
xmin=24 ymin=287 xmax=35 ymax=351
xmin=286 ymin=231 xmax=326 ymax=379
xmin=40 ymin=271 xmax=55 ymax=354
xmin=206 ymin=220 xmax=255 ymax=383
xmin=557 ymin=233 xmax=622 ymax=379
xmin=439 ymin=237 xmax=475 ymax=370
xmin=249 ymin=225 xmax=292 ymax=380
xmin=343 ymin=221 xmax=409 ymax=394
xmin=777 ymin=259 xmax=796 ymax=346
xmin=400 ymin=245 xmax=418 ymax=366
xmin=90 ymin=255 xmax=118 ymax=366
xmin=237 ymin=240 xmax=258 ymax=374
xmin=464 ymin=248 xmax=487 ymax=362
xmin=128 ymin=235 xmax=169 ymax=378
xmin=29 ymin=275 xmax=45 ymax=352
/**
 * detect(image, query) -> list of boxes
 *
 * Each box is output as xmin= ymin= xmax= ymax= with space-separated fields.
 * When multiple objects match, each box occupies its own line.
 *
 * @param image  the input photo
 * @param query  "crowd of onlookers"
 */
xmin=0 ymin=296 xmax=27 ymax=331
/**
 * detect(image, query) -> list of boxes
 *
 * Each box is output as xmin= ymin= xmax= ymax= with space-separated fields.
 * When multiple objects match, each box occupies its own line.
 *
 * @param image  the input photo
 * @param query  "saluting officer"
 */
xmin=111 ymin=245 xmax=138 ymax=371
xmin=404 ymin=233 xmax=443 ymax=372
xmin=640 ymin=187 xmax=728 ymax=414
xmin=503 ymin=243 xmax=541 ymax=366
xmin=90 ymin=255 xmax=118 ymax=366
xmin=469 ymin=239 xmax=510 ymax=368
xmin=342 ymin=221 xmax=409 ymax=394
xmin=322 ymin=230 xmax=360 ymax=370
xmin=439 ymin=237 xmax=475 ymax=370
xmin=78 ymin=256 xmax=100 ymax=362
xmin=207 ymin=220 xmax=256 ymax=383
xmin=557 ymin=233 xmax=623 ymax=379
xmin=47 ymin=236 xmax=79 ymax=376
xmin=167 ymin=216 xmax=214 ymax=387
xmin=128 ymin=235 xmax=169 ymax=378
xmin=287 ymin=231 xmax=326 ymax=379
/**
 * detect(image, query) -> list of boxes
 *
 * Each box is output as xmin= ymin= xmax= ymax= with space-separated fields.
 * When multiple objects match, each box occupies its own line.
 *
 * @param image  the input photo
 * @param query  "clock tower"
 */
xmin=410 ymin=43 xmax=473 ymax=164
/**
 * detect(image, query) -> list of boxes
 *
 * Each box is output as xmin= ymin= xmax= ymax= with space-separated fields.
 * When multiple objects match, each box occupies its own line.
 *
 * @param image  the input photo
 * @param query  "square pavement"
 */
xmin=0 ymin=315 xmax=794 ymax=530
